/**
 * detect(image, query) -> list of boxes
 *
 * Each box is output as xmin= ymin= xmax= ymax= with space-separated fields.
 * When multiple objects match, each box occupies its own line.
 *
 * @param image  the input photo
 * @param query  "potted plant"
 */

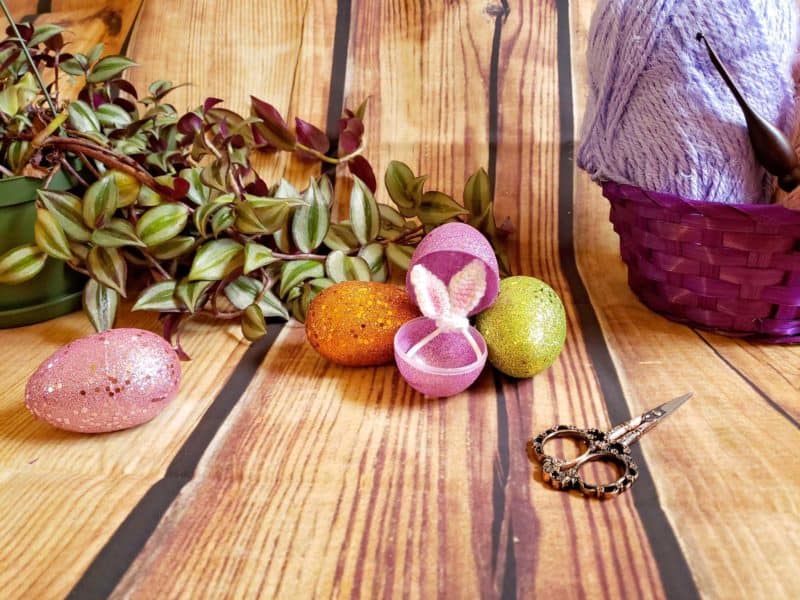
xmin=0 ymin=22 xmax=87 ymax=327
xmin=0 ymin=18 xmax=509 ymax=356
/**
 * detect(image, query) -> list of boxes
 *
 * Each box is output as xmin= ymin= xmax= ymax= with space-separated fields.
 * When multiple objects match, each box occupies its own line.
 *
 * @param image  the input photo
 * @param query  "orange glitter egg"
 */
xmin=305 ymin=281 xmax=420 ymax=367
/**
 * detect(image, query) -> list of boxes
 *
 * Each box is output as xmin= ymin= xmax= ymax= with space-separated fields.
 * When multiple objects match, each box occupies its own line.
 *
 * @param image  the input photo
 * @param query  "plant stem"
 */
xmin=43 ymin=163 xmax=61 ymax=188
xmin=77 ymin=152 xmax=101 ymax=179
xmin=60 ymin=158 xmax=88 ymax=187
xmin=0 ymin=2 xmax=58 ymax=116
xmin=296 ymin=142 xmax=365 ymax=165
xmin=66 ymin=262 xmax=91 ymax=277
xmin=42 ymin=136 xmax=164 ymax=191
xmin=138 ymin=249 xmax=171 ymax=279
xmin=253 ymin=272 xmax=272 ymax=305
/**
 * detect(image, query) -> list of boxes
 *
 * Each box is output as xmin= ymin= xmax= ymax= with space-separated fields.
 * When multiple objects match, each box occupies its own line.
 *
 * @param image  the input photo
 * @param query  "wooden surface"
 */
xmin=0 ymin=1 xmax=798 ymax=598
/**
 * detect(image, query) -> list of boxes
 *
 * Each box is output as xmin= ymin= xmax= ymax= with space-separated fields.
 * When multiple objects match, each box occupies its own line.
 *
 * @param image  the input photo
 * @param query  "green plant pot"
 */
xmin=0 ymin=172 xmax=85 ymax=328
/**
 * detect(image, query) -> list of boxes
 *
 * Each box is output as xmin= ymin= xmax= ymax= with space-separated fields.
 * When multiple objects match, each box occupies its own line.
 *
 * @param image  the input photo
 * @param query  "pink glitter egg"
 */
xmin=25 ymin=328 xmax=181 ymax=433
xmin=406 ymin=222 xmax=499 ymax=315
xmin=394 ymin=317 xmax=487 ymax=397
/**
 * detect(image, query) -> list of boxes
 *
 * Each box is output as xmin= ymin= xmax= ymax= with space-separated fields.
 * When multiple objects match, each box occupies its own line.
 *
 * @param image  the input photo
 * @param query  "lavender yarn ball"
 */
xmin=577 ymin=0 xmax=799 ymax=204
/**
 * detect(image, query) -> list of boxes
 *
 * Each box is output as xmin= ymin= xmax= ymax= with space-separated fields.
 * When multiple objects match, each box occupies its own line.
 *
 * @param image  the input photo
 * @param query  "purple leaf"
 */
xmin=204 ymin=97 xmax=224 ymax=113
xmin=7 ymin=23 xmax=33 ymax=42
xmin=250 ymin=96 xmax=296 ymax=151
xmin=338 ymin=116 xmax=364 ymax=155
xmin=348 ymin=156 xmax=377 ymax=193
xmin=113 ymin=78 xmax=139 ymax=99
xmin=44 ymin=33 xmax=64 ymax=52
xmin=244 ymin=178 xmax=269 ymax=196
xmin=251 ymin=123 xmax=274 ymax=150
xmin=295 ymin=117 xmax=329 ymax=159
xmin=229 ymin=134 xmax=245 ymax=149
xmin=113 ymin=97 xmax=137 ymax=114
xmin=177 ymin=112 xmax=202 ymax=135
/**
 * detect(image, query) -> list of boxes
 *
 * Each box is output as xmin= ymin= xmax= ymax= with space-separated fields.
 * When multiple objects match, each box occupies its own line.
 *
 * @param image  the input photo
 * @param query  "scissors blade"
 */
xmin=652 ymin=392 xmax=692 ymax=420
xmin=607 ymin=392 xmax=692 ymax=446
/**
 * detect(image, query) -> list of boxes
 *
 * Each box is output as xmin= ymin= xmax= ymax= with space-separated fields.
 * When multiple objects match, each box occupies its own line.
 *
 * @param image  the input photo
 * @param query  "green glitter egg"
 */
xmin=475 ymin=276 xmax=566 ymax=378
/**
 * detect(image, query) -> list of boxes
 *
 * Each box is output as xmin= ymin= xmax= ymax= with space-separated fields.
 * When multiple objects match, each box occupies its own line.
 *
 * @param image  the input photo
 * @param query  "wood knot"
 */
xmin=97 ymin=7 xmax=122 ymax=35
xmin=485 ymin=2 xmax=509 ymax=18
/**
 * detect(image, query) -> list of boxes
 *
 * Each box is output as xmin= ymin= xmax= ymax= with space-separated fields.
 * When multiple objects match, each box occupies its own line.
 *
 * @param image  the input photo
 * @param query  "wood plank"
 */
xmin=112 ymin=1 xmax=505 ymax=597
xmin=124 ymin=0 xmax=327 ymax=188
xmin=0 ymin=0 xmax=327 ymax=595
xmin=3 ymin=0 xmax=38 ymax=21
xmin=570 ymin=1 xmax=800 ymax=597
xmin=0 ymin=308 xmax=251 ymax=597
xmin=695 ymin=333 xmax=800 ymax=424
xmin=490 ymin=1 xmax=666 ymax=597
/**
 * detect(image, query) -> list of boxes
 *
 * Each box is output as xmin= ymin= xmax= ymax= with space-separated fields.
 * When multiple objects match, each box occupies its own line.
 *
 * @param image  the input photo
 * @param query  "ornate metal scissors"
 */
xmin=527 ymin=393 xmax=692 ymax=499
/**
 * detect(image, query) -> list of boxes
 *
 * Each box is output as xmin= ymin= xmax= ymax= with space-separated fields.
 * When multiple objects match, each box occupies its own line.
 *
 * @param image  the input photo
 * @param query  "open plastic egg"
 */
xmin=394 ymin=223 xmax=499 ymax=397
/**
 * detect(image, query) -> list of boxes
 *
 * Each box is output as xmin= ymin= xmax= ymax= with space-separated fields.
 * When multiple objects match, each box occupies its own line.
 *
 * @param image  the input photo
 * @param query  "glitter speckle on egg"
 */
xmin=305 ymin=281 xmax=420 ymax=366
xmin=476 ymin=276 xmax=566 ymax=378
xmin=25 ymin=328 xmax=181 ymax=433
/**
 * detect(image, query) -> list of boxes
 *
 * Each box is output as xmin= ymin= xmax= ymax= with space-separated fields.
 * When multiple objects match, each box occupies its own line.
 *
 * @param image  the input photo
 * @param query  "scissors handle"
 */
xmin=527 ymin=425 xmax=640 ymax=499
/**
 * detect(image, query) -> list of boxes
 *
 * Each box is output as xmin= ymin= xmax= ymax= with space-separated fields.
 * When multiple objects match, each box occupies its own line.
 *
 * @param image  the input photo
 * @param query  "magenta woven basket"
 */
xmin=604 ymin=181 xmax=800 ymax=343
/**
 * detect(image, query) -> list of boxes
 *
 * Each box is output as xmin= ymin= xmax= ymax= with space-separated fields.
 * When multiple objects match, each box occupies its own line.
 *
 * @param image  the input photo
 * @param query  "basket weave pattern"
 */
xmin=604 ymin=182 xmax=800 ymax=342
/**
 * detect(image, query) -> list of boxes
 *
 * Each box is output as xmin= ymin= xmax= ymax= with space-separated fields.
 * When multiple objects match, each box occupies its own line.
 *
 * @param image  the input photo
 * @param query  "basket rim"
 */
xmin=602 ymin=181 xmax=800 ymax=224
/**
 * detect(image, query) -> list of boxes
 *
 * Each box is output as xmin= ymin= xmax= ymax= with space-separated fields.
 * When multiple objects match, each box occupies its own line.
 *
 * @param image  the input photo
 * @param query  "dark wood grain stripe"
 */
xmin=324 ymin=0 xmax=352 ymax=161
xmin=36 ymin=0 xmax=51 ymax=15
xmin=65 ymin=324 xmax=283 ymax=600
xmin=487 ymin=3 xmax=517 ymax=598
xmin=695 ymin=331 xmax=800 ymax=429
xmin=556 ymin=1 xmax=700 ymax=598
xmin=119 ymin=0 xmax=143 ymax=56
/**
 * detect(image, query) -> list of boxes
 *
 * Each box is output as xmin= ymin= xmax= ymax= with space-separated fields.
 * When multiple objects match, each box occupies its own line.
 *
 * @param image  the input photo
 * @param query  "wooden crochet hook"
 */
xmin=698 ymin=32 xmax=800 ymax=193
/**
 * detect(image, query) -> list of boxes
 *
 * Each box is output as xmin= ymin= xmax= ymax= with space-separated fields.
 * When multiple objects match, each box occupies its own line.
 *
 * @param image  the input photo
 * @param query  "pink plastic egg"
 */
xmin=25 ymin=328 xmax=181 ymax=433
xmin=406 ymin=222 xmax=499 ymax=315
xmin=394 ymin=317 xmax=487 ymax=397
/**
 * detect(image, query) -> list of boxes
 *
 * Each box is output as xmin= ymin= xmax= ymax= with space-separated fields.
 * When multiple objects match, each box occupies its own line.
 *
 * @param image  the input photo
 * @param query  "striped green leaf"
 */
xmin=0 ymin=244 xmax=46 ymax=284
xmin=91 ymin=218 xmax=145 ymax=248
xmin=38 ymin=190 xmax=91 ymax=242
xmin=68 ymin=99 xmax=101 ymax=133
xmin=150 ymin=236 xmax=195 ymax=260
xmin=358 ymin=243 xmax=387 ymax=283
xmin=83 ymin=175 xmax=118 ymax=228
xmin=323 ymin=223 xmax=359 ymax=252
xmin=188 ymin=239 xmax=243 ymax=281
xmin=87 ymin=55 xmax=138 ymax=83
xmin=87 ymin=246 xmax=127 ymax=297
xmin=224 ymin=275 xmax=289 ymax=319
xmin=292 ymin=180 xmax=330 ymax=253
xmin=174 ymin=279 xmax=213 ymax=313
xmin=279 ymin=260 xmax=324 ymax=298
xmin=96 ymin=103 xmax=133 ymax=128
xmin=136 ymin=203 xmax=190 ymax=247
xmin=244 ymin=243 xmax=278 ymax=274
xmin=324 ymin=250 xmax=371 ymax=283
xmin=34 ymin=208 xmax=72 ymax=261
xmin=386 ymin=243 xmax=415 ymax=272
xmin=82 ymin=279 xmax=118 ymax=331
xmin=132 ymin=280 xmax=181 ymax=312
xmin=349 ymin=176 xmax=380 ymax=245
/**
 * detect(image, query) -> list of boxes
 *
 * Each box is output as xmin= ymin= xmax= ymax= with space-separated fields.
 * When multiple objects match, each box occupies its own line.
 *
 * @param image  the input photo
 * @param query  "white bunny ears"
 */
xmin=405 ymin=259 xmax=487 ymax=363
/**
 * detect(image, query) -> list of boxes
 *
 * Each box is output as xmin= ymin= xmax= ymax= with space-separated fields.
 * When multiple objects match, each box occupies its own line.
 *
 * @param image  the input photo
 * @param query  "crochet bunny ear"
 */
xmin=410 ymin=263 xmax=450 ymax=319
xmin=448 ymin=259 xmax=486 ymax=316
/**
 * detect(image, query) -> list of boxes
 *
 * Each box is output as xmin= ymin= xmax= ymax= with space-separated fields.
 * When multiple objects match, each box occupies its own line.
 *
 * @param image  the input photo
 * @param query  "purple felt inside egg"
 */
xmin=394 ymin=317 xmax=487 ymax=397
xmin=406 ymin=222 xmax=499 ymax=315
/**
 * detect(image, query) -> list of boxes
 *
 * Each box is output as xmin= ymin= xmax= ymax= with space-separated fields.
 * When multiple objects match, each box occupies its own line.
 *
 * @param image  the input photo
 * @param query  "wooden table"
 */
xmin=1 ymin=2 xmax=798 ymax=598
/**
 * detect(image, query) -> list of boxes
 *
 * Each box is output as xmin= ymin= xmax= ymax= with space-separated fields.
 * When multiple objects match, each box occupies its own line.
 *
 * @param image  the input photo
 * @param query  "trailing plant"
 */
xmin=0 ymin=21 xmax=508 ymax=357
